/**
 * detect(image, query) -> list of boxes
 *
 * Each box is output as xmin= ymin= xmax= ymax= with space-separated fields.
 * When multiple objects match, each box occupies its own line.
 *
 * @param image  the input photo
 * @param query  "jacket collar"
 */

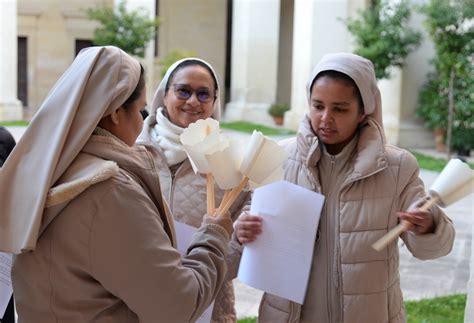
xmin=297 ymin=114 xmax=387 ymax=181
xmin=41 ymin=133 xmax=176 ymax=246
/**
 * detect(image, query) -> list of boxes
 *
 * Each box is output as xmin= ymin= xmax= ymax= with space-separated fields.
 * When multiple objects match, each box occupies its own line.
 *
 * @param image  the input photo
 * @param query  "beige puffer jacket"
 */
xmin=258 ymin=116 xmax=455 ymax=323
xmin=12 ymin=134 xmax=231 ymax=323
xmin=139 ymin=123 xmax=250 ymax=323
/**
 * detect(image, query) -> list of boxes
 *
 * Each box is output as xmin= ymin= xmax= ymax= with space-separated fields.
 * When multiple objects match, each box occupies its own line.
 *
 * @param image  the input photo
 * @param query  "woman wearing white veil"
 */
xmin=236 ymin=53 xmax=455 ymax=322
xmin=138 ymin=58 xmax=250 ymax=322
xmin=0 ymin=46 xmax=233 ymax=322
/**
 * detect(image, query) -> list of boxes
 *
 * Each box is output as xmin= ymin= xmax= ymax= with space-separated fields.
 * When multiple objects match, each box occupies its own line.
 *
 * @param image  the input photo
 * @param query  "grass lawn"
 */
xmin=237 ymin=294 xmax=467 ymax=323
xmin=0 ymin=120 xmax=29 ymax=126
xmin=220 ymin=121 xmax=296 ymax=136
xmin=405 ymin=294 xmax=467 ymax=323
xmin=411 ymin=151 xmax=474 ymax=171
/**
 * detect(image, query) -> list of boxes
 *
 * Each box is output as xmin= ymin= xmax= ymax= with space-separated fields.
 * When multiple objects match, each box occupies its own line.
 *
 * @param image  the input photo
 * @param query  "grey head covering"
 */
xmin=150 ymin=57 xmax=221 ymax=121
xmin=0 ymin=46 xmax=141 ymax=253
xmin=306 ymin=53 xmax=383 ymax=129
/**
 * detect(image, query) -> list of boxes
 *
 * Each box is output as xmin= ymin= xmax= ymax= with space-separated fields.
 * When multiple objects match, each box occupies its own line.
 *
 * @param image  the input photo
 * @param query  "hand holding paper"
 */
xmin=237 ymin=180 xmax=325 ymax=304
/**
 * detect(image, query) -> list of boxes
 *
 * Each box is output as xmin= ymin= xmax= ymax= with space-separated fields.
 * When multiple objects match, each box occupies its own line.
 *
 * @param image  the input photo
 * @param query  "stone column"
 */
xmin=224 ymin=0 xmax=280 ymax=124
xmin=0 ymin=0 xmax=23 ymax=121
xmin=284 ymin=0 xmax=361 ymax=130
xmin=379 ymin=67 xmax=402 ymax=145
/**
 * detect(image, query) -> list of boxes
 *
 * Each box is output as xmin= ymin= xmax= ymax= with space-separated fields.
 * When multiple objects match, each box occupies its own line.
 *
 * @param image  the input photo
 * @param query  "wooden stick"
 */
xmin=221 ymin=190 xmax=232 ymax=207
xmin=372 ymin=196 xmax=440 ymax=251
xmin=372 ymin=221 xmax=410 ymax=252
xmin=214 ymin=190 xmax=232 ymax=216
xmin=216 ymin=177 xmax=249 ymax=216
xmin=418 ymin=196 xmax=439 ymax=212
xmin=206 ymin=173 xmax=215 ymax=215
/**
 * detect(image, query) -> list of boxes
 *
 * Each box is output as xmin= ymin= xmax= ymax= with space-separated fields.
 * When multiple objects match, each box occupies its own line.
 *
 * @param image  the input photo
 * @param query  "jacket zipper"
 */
xmin=332 ymin=164 xmax=387 ymax=322
xmin=168 ymin=165 xmax=180 ymax=213
xmin=327 ymin=155 xmax=336 ymax=322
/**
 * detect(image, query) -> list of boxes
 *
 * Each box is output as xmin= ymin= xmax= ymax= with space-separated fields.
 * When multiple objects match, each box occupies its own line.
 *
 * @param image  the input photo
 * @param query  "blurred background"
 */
xmin=1 ymin=0 xmax=472 ymax=156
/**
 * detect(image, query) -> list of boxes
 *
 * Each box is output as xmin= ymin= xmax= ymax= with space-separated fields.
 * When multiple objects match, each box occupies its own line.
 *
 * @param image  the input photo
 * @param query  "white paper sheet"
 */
xmin=0 ymin=252 xmax=13 ymax=319
xmin=237 ymin=180 xmax=325 ymax=304
xmin=173 ymin=221 xmax=214 ymax=323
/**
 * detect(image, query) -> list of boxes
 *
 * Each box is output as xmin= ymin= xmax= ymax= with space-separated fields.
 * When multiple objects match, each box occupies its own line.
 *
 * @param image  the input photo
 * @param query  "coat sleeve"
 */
xmin=89 ymin=179 xmax=229 ymax=322
xmin=398 ymin=151 xmax=455 ymax=260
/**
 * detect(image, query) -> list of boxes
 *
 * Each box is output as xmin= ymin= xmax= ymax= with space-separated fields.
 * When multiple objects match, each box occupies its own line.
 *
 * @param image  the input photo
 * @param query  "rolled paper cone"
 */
xmin=206 ymin=173 xmax=215 ymax=215
xmin=372 ymin=220 xmax=411 ymax=252
xmin=180 ymin=118 xmax=221 ymax=174
xmin=205 ymin=137 xmax=244 ymax=190
xmin=249 ymin=165 xmax=284 ymax=191
xmin=246 ymin=139 xmax=288 ymax=184
xmin=240 ymin=131 xmax=288 ymax=184
xmin=216 ymin=176 xmax=249 ymax=216
xmin=429 ymin=158 xmax=474 ymax=207
xmin=240 ymin=131 xmax=265 ymax=176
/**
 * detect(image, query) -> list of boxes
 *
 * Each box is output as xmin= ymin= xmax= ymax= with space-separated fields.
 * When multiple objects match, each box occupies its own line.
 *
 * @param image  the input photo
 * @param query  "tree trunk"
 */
xmin=446 ymin=67 xmax=455 ymax=160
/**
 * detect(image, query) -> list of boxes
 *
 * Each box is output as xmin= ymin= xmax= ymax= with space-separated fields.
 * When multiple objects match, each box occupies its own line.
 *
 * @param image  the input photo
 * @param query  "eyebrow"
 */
xmin=311 ymin=99 xmax=350 ymax=106
xmin=174 ymin=83 xmax=211 ymax=90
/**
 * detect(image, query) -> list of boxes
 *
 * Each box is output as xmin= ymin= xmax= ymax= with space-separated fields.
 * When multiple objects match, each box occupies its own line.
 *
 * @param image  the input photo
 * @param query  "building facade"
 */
xmin=2 ymin=0 xmax=436 ymax=148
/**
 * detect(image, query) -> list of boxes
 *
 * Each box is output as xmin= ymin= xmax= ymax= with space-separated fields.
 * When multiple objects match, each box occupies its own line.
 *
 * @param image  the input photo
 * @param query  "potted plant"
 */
xmin=268 ymin=103 xmax=290 ymax=126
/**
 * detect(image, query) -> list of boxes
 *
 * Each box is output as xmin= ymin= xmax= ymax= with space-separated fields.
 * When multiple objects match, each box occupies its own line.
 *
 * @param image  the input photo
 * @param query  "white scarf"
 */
xmin=152 ymin=107 xmax=188 ymax=166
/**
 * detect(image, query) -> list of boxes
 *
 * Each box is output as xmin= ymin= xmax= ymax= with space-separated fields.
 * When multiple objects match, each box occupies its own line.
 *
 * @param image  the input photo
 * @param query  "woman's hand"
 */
xmin=398 ymin=208 xmax=435 ymax=235
xmin=204 ymin=212 xmax=234 ymax=237
xmin=235 ymin=213 xmax=263 ymax=244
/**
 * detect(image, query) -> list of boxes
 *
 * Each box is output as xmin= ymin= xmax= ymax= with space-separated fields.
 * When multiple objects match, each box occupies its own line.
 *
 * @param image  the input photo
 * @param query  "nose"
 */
xmin=321 ymin=109 xmax=333 ymax=123
xmin=186 ymin=92 xmax=200 ymax=106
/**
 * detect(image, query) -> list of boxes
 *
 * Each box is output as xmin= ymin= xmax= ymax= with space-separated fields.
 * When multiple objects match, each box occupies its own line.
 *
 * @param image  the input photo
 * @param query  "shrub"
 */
xmin=344 ymin=0 xmax=422 ymax=79
xmin=86 ymin=0 xmax=159 ymax=58
xmin=417 ymin=0 xmax=474 ymax=152
xmin=268 ymin=103 xmax=290 ymax=118
xmin=159 ymin=49 xmax=198 ymax=78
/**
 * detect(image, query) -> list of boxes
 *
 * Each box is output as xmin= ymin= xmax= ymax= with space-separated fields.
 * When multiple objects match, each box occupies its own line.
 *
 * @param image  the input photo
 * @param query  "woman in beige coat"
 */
xmin=138 ymin=58 xmax=249 ymax=322
xmin=0 ymin=46 xmax=233 ymax=323
xmin=236 ymin=53 xmax=455 ymax=322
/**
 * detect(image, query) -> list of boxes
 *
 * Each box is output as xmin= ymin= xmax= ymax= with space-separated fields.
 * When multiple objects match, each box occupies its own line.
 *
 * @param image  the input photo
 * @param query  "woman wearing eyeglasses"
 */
xmin=138 ymin=58 xmax=250 ymax=323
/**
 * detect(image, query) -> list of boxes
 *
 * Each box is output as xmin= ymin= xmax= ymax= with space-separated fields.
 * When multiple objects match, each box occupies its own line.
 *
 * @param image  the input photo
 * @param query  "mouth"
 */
xmin=319 ymin=128 xmax=336 ymax=136
xmin=180 ymin=109 xmax=202 ymax=116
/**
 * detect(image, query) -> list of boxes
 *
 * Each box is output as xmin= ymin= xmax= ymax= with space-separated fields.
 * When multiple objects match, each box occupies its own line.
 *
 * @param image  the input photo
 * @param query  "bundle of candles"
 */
xmin=180 ymin=118 xmax=288 ymax=216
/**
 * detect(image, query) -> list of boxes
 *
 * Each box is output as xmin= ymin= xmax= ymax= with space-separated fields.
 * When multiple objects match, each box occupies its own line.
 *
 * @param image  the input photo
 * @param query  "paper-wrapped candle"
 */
xmin=429 ymin=158 xmax=474 ymax=207
xmin=180 ymin=118 xmax=220 ymax=174
xmin=205 ymin=136 xmax=244 ymax=190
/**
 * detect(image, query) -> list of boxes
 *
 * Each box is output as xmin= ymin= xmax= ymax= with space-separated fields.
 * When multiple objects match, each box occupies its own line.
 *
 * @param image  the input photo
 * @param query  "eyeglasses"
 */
xmin=170 ymin=84 xmax=216 ymax=103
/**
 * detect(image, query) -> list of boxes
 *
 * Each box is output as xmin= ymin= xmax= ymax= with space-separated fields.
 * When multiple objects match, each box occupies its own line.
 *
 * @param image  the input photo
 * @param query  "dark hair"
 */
xmin=165 ymin=60 xmax=218 ymax=93
xmin=0 ymin=127 xmax=16 ymax=167
xmin=122 ymin=64 xmax=146 ymax=110
xmin=311 ymin=70 xmax=364 ymax=114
